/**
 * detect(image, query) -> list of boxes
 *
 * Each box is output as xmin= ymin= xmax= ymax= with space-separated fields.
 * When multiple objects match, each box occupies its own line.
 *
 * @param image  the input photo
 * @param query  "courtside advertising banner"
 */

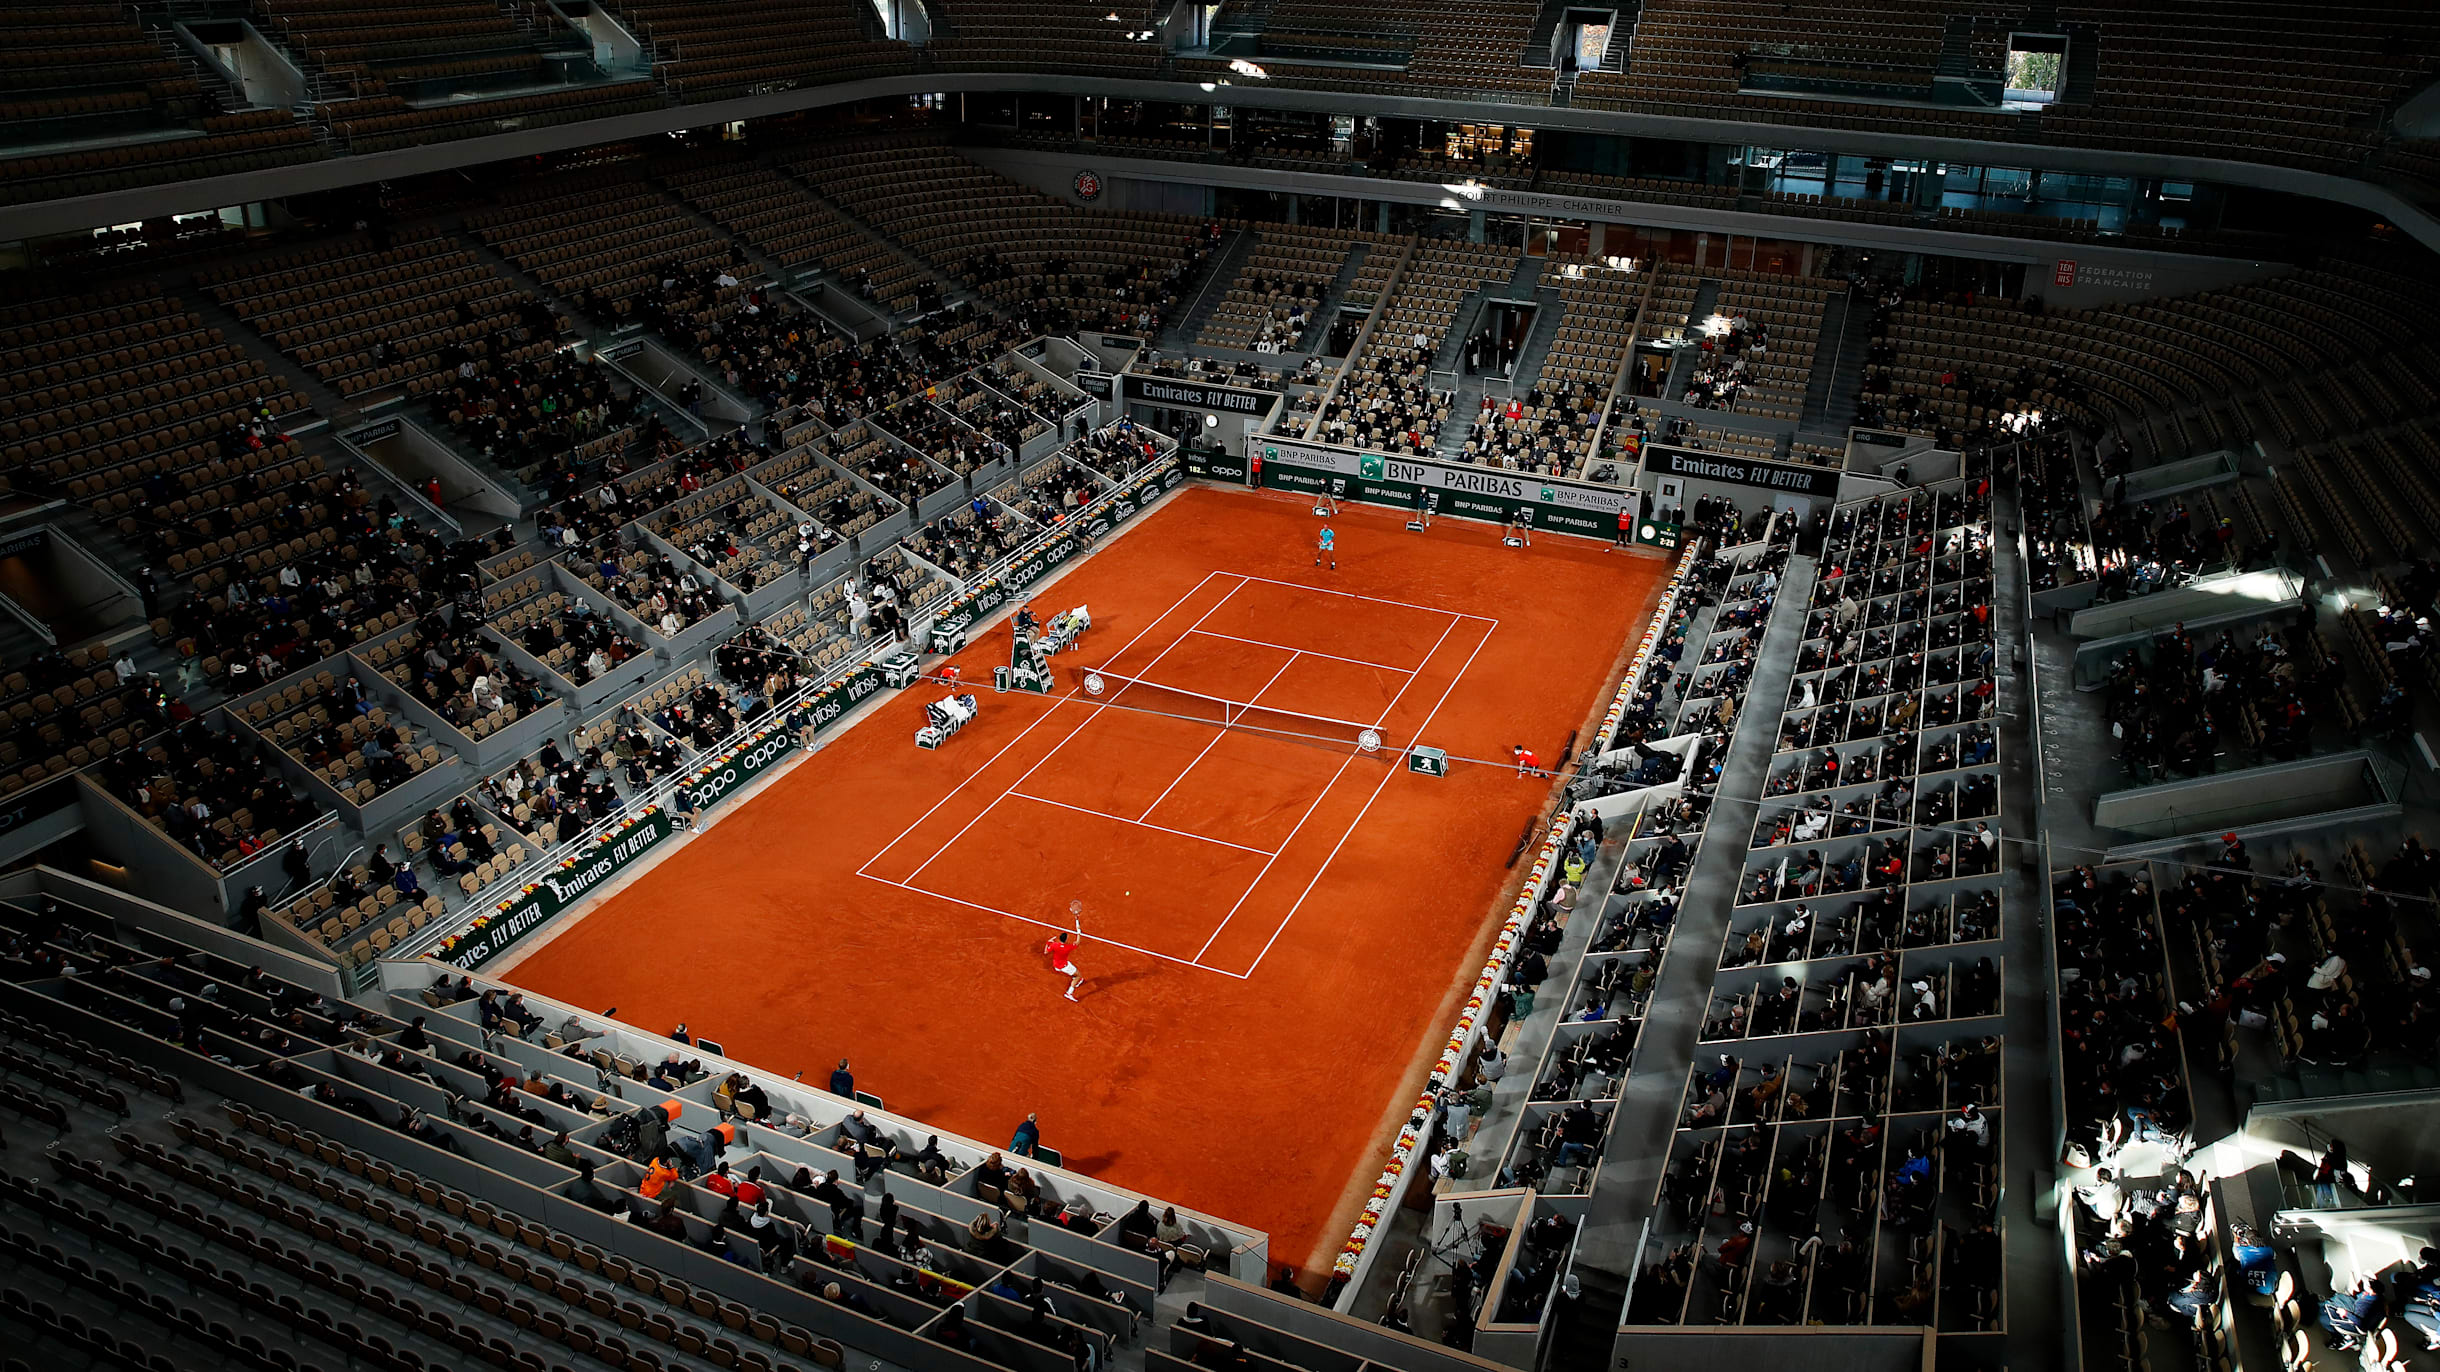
xmin=437 ymin=659 xmax=891 ymax=968
xmin=929 ymin=459 xmax=1183 ymax=645
xmin=1249 ymin=438 xmax=1633 ymax=538
xmin=438 ymin=809 xmax=676 ymax=969
xmin=1181 ymin=447 xmax=1250 ymax=482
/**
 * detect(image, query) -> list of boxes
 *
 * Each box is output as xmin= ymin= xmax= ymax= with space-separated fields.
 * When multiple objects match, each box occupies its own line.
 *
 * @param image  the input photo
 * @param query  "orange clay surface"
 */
xmin=503 ymin=484 xmax=1667 ymax=1277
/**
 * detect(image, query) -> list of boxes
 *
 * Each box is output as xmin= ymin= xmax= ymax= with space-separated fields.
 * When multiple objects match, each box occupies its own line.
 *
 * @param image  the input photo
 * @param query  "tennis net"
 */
xmin=1081 ymin=667 xmax=1388 ymax=755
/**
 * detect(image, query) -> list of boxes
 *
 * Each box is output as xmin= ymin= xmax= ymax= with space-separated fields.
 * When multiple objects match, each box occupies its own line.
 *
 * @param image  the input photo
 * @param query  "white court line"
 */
xmin=1225 ymin=571 xmax=1497 ymax=623
xmin=902 ymin=576 xmax=1248 ymax=885
xmin=1187 ymin=613 xmax=1463 ymax=965
xmin=1182 ymin=630 xmax=1420 ymax=676
xmin=1136 ymin=650 xmax=1301 ymax=825
xmin=858 ymin=569 xmax=1227 ymax=880
xmin=1006 ymin=790 xmax=1278 ymax=857
xmin=859 ymin=872 xmax=1246 ymax=979
xmin=1236 ymin=616 xmax=1500 ymax=979
xmin=855 ymin=691 xmax=1082 ymax=880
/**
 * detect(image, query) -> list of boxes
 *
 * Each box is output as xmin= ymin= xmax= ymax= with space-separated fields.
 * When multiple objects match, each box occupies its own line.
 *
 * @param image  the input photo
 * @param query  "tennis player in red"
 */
xmin=1045 ymin=919 xmax=1086 ymax=1001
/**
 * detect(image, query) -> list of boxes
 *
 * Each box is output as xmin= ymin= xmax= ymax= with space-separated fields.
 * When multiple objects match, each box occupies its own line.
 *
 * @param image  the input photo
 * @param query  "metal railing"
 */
xmin=0 ymin=592 xmax=55 ymax=648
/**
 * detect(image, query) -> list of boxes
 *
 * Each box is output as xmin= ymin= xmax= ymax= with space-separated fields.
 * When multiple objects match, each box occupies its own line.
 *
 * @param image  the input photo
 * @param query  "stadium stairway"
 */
xmin=152 ymin=280 xmax=484 ymax=541
xmin=1504 ymin=284 xmax=1568 ymax=394
xmin=175 ymin=282 xmax=358 ymax=429
xmin=1598 ymin=8 xmax=1634 ymax=74
xmin=763 ymin=161 xmax=990 ymax=326
xmin=1987 ymin=490 xmax=2071 ymax=1355
xmin=653 ymin=182 xmax=798 ymax=305
xmin=1430 ymin=399 xmax=1476 ymax=460
xmin=1428 ymin=283 xmax=1570 ymax=460
xmin=1545 ymin=1263 xmax=1630 ymax=1363
xmin=1658 ymin=279 xmax=1720 ymax=398
xmin=1429 ymin=291 xmax=1492 ymax=376
xmin=1504 ymin=251 xmax=1543 ymax=296
xmin=2058 ymin=23 xmax=2101 ymax=105
xmin=1521 ymin=0 xmax=1574 ymax=65
xmin=1160 ymin=226 xmax=1256 ymax=352
xmin=1207 ymin=0 xmax=1276 ymax=43
xmin=1298 ymin=243 xmax=1377 ymax=356
xmin=1572 ymin=555 xmax=1817 ymax=1280
xmin=1799 ymin=284 xmax=1870 ymax=431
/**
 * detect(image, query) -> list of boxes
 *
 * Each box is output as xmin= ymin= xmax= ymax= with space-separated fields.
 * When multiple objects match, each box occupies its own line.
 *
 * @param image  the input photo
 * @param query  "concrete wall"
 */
xmin=553 ymin=0 xmax=643 ymax=71
xmin=345 ymin=416 xmax=522 ymax=522
xmin=4 ymin=860 xmax=348 ymax=997
xmin=180 ymin=20 xmax=308 ymax=110
xmin=2092 ymin=751 xmax=2390 ymax=842
xmin=73 ymin=775 xmax=235 ymax=921
xmin=605 ymin=336 xmax=754 ymax=431
xmin=786 ymin=282 xmax=889 ymax=341
xmin=1201 ymin=1274 xmax=1513 ymax=1372
xmin=2246 ymin=1092 xmax=2440 ymax=1181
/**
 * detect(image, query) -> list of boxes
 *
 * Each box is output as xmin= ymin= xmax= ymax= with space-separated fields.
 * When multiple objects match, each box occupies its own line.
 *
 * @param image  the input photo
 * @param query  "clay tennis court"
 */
xmin=497 ymin=483 xmax=1669 ymax=1277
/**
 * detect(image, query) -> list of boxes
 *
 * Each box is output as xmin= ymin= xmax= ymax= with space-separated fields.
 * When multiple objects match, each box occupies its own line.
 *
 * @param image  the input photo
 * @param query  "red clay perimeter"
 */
xmin=503 ymin=484 xmax=1667 ymax=1279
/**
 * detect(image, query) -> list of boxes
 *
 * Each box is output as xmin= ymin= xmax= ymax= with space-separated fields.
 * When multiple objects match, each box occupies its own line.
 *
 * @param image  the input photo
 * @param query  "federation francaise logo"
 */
xmin=1074 ymin=170 xmax=1103 ymax=202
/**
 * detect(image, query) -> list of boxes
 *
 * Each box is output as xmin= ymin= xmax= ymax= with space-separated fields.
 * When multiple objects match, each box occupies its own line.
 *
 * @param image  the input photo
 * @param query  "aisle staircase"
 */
xmin=1301 ymin=242 xmax=1375 ymax=355
xmin=764 ymin=162 xmax=987 ymax=322
xmin=1506 ymin=285 xmax=1568 ymax=393
xmin=1165 ymin=227 xmax=1257 ymax=350
xmin=1800 ymin=284 xmax=1872 ymax=431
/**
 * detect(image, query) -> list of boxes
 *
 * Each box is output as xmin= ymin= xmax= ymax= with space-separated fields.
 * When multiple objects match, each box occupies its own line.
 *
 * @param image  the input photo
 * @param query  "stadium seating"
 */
xmin=786 ymin=135 xmax=1208 ymax=336
xmin=1704 ymin=270 xmax=1837 ymax=423
xmin=467 ymin=172 xmax=747 ymax=327
xmin=923 ymin=1 xmax=1161 ymax=79
xmin=657 ymin=160 xmax=932 ymax=311
xmin=200 ymin=227 xmax=568 ymax=401
xmin=607 ymin=0 xmax=914 ymax=100
xmin=0 ymin=885 xmax=1242 ymax=1372
xmin=1309 ymin=241 xmax=1514 ymax=454
xmin=1630 ymin=481 xmax=2008 ymax=1331
xmin=1864 ymin=255 xmax=2434 ymax=450
xmin=0 ymin=26 xmax=324 ymax=205
xmin=0 ymin=1 xmax=201 ymax=145
xmin=0 ymin=645 xmax=150 ymax=798
xmin=0 ymin=285 xmax=306 ymax=524
xmin=1577 ymin=0 xmax=2440 ymax=178
xmin=10 ymin=30 xmax=2440 ymax=1366
xmin=1196 ymin=223 xmax=1375 ymax=354
xmin=313 ymin=83 xmax=668 ymax=155
xmin=645 ymin=475 xmax=800 ymax=594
